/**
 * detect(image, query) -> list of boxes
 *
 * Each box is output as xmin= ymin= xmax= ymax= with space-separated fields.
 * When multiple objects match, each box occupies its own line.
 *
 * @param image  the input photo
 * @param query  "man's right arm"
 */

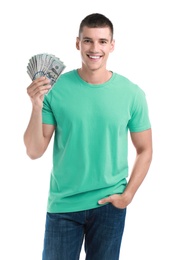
xmin=23 ymin=77 xmax=55 ymax=159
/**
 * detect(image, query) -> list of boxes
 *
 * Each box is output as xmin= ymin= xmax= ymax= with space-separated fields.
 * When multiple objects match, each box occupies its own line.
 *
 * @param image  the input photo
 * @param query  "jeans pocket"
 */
xmin=109 ymin=202 xmax=126 ymax=212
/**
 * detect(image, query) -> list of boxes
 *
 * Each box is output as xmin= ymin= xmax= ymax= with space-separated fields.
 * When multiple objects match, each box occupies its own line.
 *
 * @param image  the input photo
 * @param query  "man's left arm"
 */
xmin=98 ymin=128 xmax=153 ymax=208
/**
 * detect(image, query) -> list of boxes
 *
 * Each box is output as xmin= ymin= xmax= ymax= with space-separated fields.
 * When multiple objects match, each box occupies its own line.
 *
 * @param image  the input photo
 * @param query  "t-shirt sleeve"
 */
xmin=128 ymin=88 xmax=151 ymax=132
xmin=42 ymin=95 xmax=56 ymax=125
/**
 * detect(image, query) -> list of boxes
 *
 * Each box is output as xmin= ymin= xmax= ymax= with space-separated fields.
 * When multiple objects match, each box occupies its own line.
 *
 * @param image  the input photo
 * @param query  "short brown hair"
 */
xmin=79 ymin=13 xmax=114 ymax=39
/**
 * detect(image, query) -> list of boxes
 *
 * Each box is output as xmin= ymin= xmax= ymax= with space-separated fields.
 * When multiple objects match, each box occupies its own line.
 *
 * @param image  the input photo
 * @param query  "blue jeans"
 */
xmin=42 ymin=203 xmax=126 ymax=260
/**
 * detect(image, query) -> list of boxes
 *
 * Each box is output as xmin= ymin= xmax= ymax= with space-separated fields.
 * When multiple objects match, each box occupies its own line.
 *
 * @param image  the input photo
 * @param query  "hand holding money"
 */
xmin=27 ymin=53 xmax=66 ymax=89
xmin=27 ymin=77 xmax=51 ymax=109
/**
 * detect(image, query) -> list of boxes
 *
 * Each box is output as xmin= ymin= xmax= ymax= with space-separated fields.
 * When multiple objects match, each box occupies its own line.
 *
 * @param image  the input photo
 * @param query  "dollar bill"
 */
xmin=27 ymin=53 xmax=66 ymax=87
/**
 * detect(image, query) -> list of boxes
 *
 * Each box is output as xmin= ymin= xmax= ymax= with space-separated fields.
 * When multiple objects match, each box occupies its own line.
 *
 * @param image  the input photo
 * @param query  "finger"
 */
xmin=27 ymin=80 xmax=51 ymax=97
xmin=30 ymin=77 xmax=50 ymax=90
xmin=34 ymin=87 xmax=51 ymax=97
xmin=98 ymin=195 xmax=113 ymax=205
xmin=27 ymin=76 xmax=49 ymax=89
xmin=32 ymin=76 xmax=48 ymax=84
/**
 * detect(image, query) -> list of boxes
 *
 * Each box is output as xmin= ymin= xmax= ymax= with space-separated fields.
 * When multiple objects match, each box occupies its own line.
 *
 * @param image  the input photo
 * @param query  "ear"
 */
xmin=110 ymin=39 xmax=115 ymax=53
xmin=76 ymin=37 xmax=80 ymax=50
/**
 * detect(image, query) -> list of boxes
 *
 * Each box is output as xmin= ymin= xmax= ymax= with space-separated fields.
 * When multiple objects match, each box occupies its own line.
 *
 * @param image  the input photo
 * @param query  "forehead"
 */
xmin=80 ymin=26 xmax=112 ymax=40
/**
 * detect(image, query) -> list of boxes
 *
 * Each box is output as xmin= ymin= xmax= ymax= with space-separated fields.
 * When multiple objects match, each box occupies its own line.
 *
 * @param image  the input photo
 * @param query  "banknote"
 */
xmin=27 ymin=53 xmax=66 ymax=87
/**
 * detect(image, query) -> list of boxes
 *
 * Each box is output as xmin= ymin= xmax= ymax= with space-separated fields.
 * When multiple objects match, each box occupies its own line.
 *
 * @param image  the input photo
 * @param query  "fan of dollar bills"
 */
xmin=27 ymin=53 xmax=66 ymax=86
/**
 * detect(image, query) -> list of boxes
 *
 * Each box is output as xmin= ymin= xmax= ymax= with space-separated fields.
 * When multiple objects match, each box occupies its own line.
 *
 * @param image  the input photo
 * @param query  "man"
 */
xmin=24 ymin=13 xmax=152 ymax=260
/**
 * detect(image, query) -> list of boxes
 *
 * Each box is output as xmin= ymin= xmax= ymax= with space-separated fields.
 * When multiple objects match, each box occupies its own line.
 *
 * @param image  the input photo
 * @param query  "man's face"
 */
xmin=76 ymin=26 xmax=115 ymax=72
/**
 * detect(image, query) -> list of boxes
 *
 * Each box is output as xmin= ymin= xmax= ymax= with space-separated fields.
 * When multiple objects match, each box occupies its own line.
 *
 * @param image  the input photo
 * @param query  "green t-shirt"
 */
xmin=42 ymin=70 xmax=151 ymax=213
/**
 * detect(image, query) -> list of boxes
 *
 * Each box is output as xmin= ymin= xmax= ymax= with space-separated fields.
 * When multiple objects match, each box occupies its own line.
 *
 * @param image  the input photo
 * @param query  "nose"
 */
xmin=90 ymin=41 xmax=99 ymax=52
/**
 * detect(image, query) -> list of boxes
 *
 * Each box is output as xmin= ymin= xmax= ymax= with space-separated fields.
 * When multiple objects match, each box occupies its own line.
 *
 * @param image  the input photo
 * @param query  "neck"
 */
xmin=77 ymin=68 xmax=112 ymax=84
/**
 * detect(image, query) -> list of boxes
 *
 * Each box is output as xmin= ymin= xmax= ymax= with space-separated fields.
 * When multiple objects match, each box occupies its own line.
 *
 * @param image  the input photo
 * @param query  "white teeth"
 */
xmin=89 ymin=55 xmax=100 ymax=59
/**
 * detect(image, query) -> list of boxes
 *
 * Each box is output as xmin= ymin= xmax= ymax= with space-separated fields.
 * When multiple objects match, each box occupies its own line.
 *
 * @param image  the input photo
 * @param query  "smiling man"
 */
xmin=76 ymin=25 xmax=114 ymax=81
xmin=24 ymin=13 xmax=152 ymax=260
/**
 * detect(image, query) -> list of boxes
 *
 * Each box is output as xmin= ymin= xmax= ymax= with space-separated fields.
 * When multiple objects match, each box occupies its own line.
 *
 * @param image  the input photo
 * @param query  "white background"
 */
xmin=0 ymin=0 xmax=176 ymax=259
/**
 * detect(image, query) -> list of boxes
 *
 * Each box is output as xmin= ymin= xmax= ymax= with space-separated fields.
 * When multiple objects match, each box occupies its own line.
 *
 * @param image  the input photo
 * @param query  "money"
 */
xmin=27 ymin=53 xmax=66 ymax=87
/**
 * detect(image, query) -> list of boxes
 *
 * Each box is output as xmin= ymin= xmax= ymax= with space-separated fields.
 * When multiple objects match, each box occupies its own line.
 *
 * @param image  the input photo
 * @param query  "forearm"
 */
xmin=24 ymin=107 xmax=45 ymax=159
xmin=123 ymin=149 xmax=152 ymax=203
xmin=98 ymin=129 xmax=152 ymax=209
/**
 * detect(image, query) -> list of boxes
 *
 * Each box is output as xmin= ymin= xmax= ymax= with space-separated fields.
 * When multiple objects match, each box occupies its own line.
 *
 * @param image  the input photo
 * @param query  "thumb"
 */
xmin=98 ymin=196 xmax=113 ymax=205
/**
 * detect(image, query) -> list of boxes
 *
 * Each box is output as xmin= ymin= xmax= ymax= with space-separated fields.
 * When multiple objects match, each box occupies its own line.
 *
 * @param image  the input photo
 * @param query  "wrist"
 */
xmin=31 ymin=106 xmax=43 ymax=119
xmin=32 ymin=102 xmax=43 ymax=113
xmin=122 ymin=190 xmax=134 ymax=205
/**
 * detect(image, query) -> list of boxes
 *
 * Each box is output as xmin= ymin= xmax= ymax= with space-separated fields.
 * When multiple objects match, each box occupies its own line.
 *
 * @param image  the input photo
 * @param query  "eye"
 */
xmin=83 ymin=39 xmax=91 ymax=43
xmin=100 ymin=40 xmax=108 ymax=44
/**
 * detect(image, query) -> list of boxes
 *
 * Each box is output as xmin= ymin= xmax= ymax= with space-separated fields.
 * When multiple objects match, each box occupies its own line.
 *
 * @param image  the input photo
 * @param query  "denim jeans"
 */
xmin=42 ymin=203 xmax=126 ymax=260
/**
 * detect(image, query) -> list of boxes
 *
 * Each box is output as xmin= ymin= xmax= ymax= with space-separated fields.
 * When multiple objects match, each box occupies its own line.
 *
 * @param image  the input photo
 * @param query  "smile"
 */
xmin=87 ymin=54 xmax=102 ymax=60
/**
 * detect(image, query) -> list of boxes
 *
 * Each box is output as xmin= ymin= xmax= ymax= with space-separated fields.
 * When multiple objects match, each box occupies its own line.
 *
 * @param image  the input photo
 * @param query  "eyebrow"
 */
xmin=82 ymin=37 xmax=109 ymax=41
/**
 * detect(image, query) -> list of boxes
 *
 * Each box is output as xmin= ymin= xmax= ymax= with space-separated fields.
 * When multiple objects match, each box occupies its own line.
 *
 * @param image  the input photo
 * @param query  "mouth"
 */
xmin=87 ymin=54 xmax=102 ymax=60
